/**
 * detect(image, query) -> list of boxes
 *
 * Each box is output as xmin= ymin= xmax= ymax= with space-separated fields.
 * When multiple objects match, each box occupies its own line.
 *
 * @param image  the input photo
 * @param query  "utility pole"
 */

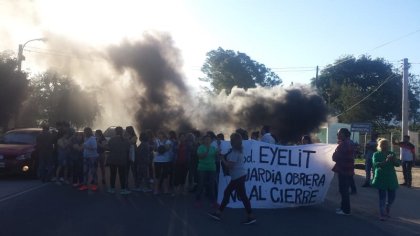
xmin=17 ymin=38 xmax=46 ymax=72
xmin=17 ymin=44 xmax=24 ymax=72
xmin=402 ymin=58 xmax=409 ymax=136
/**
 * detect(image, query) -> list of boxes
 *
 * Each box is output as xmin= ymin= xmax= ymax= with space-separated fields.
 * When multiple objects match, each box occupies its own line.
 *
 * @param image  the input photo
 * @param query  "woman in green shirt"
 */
xmin=371 ymin=138 xmax=400 ymax=221
xmin=195 ymin=135 xmax=217 ymax=207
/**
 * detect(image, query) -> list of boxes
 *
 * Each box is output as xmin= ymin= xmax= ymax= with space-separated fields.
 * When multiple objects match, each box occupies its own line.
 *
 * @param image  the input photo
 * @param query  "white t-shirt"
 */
xmin=261 ymin=133 xmax=275 ymax=144
xmin=154 ymin=139 xmax=172 ymax=162
xmin=401 ymin=147 xmax=414 ymax=161
xmin=226 ymin=149 xmax=247 ymax=180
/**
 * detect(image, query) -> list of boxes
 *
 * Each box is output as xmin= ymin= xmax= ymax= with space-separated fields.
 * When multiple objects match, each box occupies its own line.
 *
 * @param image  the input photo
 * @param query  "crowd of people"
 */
xmin=36 ymin=121 xmax=415 ymax=223
xmin=35 ymin=123 xmax=285 ymax=224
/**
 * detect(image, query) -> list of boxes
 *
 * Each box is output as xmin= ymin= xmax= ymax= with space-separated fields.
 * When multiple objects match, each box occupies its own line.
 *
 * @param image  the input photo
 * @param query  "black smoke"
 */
xmin=107 ymin=32 xmax=327 ymax=141
xmin=198 ymin=86 xmax=328 ymax=144
xmin=108 ymin=32 xmax=193 ymax=132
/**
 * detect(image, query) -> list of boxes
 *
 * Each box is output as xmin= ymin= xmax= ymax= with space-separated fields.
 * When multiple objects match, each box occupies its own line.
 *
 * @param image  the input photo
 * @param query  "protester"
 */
xmin=95 ymin=129 xmax=108 ymax=185
xmin=134 ymin=132 xmax=152 ymax=192
xmin=250 ymin=131 xmax=259 ymax=141
xmin=168 ymin=130 xmax=178 ymax=192
xmin=79 ymin=127 xmax=99 ymax=191
xmin=362 ymin=133 xmax=378 ymax=187
xmin=188 ymin=130 xmax=201 ymax=192
xmin=301 ymin=135 xmax=312 ymax=144
xmin=36 ymin=123 xmax=54 ymax=182
xmin=393 ymin=135 xmax=415 ymax=188
xmin=70 ymin=131 xmax=84 ymax=187
xmin=124 ymin=126 xmax=138 ymax=189
xmin=195 ymin=135 xmax=217 ymax=207
xmin=332 ymin=128 xmax=354 ymax=215
xmin=260 ymin=125 xmax=275 ymax=144
xmin=153 ymin=131 xmax=173 ymax=194
xmin=235 ymin=128 xmax=249 ymax=140
xmin=56 ymin=131 xmax=71 ymax=184
xmin=173 ymin=133 xmax=190 ymax=195
xmin=371 ymin=138 xmax=400 ymax=221
xmin=208 ymin=132 xmax=256 ymax=225
xmin=107 ymin=126 xmax=131 ymax=194
xmin=145 ymin=130 xmax=157 ymax=187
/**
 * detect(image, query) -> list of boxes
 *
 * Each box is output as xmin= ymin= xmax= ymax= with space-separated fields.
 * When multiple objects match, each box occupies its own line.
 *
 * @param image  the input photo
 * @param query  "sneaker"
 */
xmin=72 ymin=183 xmax=80 ymax=187
xmin=361 ymin=183 xmax=370 ymax=187
xmin=107 ymin=188 xmax=116 ymax=194
xmin=335 ymin=208 xmax=342 ymax=212
xmin=379 ymin=216 xmax=386 ymax=221
xmin=241 ymin=216 xmax=257 ymax=225
xmin=90 ymin=185 xmax=98 ymax=191
xmin=78 ymin=185 xmax=89 ymax=191
xmin=400 ymin=182 xmax=407 ymax=186
xmin=51 ymin=177 xmax=57 ymax=182
xmin=120 ymin=189 xmax=131 ymax=195
xmin=336 ymin=210 xmax=350 ymax=215
xmin=207 ymin=212 xmax=221 ymax=221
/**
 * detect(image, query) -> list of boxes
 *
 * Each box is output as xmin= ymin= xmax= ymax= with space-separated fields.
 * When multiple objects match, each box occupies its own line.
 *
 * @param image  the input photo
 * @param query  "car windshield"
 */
xmin=2 ymin=132 xmax=37 ymax=145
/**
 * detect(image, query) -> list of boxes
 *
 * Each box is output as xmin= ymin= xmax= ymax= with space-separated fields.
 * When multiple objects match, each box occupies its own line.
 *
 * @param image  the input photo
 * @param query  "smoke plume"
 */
xmin=107 ymin=32 xmax=193 ymax=132
xmin=193 ymin=86 xmax=328 ymax=143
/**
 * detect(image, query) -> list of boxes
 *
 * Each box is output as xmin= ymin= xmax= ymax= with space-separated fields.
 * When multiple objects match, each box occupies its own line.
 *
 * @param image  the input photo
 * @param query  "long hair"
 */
xmin=230 ymin=132 xmax=243 ymax=152
xmin=377 ymin=138 xmax=389 ymax=152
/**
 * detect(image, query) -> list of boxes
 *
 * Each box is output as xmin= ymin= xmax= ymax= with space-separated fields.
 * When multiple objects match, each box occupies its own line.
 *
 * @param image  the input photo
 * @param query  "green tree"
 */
xmin=312 ymin=55 xmax=420 ymax=127
xmin=19 ymin=71 xmax=100 ymax=129
xmin=200 ymin=47 xmax=282 ymax=94
xmin=0 ymin=51 xmax=28 ymax=130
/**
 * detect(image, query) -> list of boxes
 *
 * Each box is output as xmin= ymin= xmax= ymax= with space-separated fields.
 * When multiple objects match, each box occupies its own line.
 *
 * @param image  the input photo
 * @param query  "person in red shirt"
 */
xmin=332 ymin=128 xmax=355 ymax=215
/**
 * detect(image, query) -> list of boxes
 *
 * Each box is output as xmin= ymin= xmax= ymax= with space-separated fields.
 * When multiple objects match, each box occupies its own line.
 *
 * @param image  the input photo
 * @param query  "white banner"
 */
xmin=218 ymin=140 xmax=337 ymax=208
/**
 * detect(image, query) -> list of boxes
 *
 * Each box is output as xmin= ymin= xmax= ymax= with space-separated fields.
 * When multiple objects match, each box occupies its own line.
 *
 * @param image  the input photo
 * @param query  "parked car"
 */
xmin=0 ymin=128 xmax=45 ymax=175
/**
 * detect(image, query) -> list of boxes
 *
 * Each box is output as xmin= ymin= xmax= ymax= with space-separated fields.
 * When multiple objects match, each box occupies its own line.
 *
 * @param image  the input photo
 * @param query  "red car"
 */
xmin=0 ymin=128 xmax=43 ymax=175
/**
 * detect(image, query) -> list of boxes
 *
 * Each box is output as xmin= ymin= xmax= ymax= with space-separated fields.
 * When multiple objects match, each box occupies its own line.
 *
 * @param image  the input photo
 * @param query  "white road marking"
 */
xmin=0 ymin=183 xmax=48 ymax=203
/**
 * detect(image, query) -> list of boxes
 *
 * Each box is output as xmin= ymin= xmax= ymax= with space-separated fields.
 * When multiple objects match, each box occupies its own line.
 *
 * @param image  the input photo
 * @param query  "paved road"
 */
xmin=0 ymin=167 xmax=419 ymax=236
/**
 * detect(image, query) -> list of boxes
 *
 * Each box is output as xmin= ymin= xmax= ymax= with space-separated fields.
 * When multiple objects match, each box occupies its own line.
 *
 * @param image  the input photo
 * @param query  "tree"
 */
xmin=19 ymin=71 xmax=100 ymax=129
xmin=200 ymin=47 xmax=282 ymax=94
xmin=0 ymin=51 xmax=28 ymax=130
xmin=312 ymin=55 xmax=420 ymax=127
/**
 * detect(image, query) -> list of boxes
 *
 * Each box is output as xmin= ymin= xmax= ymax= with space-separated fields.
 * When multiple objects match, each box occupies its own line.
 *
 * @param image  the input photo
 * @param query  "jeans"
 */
xmin=196 ymin=170 xmax=216 ymax=202
xmin=402 ymin=161 xmax=413 ymax=185
xmin=378 ymin=189 xmax=396 ymax=216
xmin=338 ymin=174 xmax=352 ymax=214
xmin=83 ymin=157 xmax=98 ymax=185
xmin=110 ymin=165 xmax=127 ymax=189
xmin=219 ymin=175 xmax=252 ymax=214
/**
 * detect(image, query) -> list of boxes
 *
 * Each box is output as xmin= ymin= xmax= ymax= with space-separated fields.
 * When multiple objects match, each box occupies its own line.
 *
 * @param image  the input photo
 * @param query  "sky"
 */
xmin=1 ymin=0 xmax=420 ymax=88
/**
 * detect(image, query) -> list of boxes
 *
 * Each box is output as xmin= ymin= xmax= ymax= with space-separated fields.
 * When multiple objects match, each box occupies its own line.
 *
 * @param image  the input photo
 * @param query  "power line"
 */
xmin=333 ymin=73 xmax=398 ymax=118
